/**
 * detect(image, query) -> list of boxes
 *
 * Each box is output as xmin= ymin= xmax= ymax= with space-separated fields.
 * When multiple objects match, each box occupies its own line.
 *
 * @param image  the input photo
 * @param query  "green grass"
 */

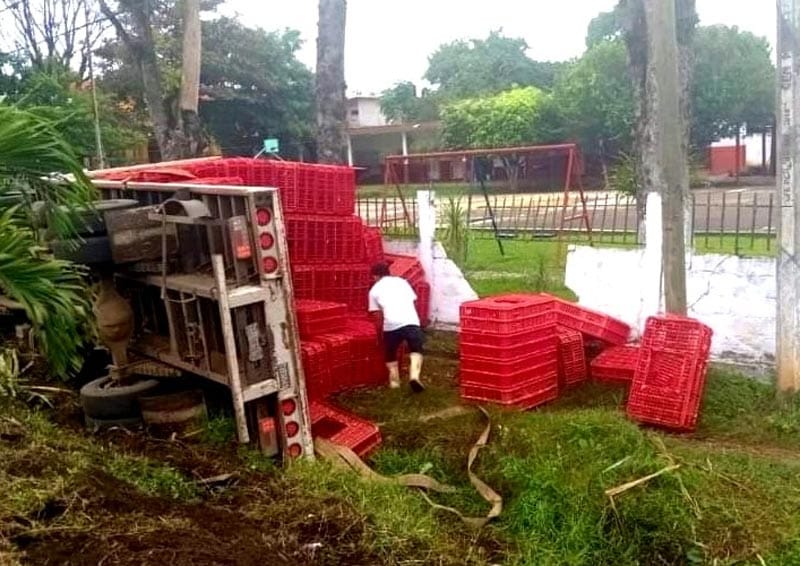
xmin=105 ymin=453 xmax=199 ymax=501
xmin=693 ymin=233 xmax=776 ymax=257
xmin=334 ymin=359 xmax=800 ymax=565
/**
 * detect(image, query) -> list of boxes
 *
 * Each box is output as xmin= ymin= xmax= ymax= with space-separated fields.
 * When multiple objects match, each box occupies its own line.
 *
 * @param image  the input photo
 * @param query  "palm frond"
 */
xmin=0 ymin=202 xmax=92 ymax=377
xmin=0 ymin=104 xmax=96 ymax=240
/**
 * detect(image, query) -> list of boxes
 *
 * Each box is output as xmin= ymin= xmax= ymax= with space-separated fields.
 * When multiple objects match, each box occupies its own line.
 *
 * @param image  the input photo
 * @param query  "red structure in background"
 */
xmin=382 ymin=144 xmax=593 ymax=247
xmin=708 ymin=145 xmax=747 ymax=176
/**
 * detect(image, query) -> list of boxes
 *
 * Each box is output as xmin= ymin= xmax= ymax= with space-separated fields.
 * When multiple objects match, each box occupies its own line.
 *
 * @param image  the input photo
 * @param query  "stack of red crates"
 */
xmin=626 ymin=316 xmax=712 ymax=431
xmin=459 ymin=295 xmax=560 ymax=409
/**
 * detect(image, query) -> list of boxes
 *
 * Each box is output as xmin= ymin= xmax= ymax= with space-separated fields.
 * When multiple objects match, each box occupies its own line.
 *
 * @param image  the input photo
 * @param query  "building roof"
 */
xmin=347 ymin=121 xmax=441 ymax=136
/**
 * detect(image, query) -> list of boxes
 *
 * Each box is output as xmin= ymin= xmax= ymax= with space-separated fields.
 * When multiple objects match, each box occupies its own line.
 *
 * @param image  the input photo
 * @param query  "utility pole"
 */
xmin=646 ymin=0 xmax=688 ymax=314
xmin=776 ymin=1 xmax=800 ymax=394
xmin=85 ymin=0 xmax=105 ymax=169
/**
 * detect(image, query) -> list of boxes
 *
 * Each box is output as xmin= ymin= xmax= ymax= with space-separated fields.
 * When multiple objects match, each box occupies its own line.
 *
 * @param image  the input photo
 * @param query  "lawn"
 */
xmin=2 ymin=337 xmax=799 ymax=565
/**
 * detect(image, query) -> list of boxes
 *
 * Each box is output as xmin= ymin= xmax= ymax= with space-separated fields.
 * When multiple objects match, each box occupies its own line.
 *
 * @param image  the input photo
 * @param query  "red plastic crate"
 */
xmin=415 ymin=281 xmax=431 ymax=328
xmin=291 ymin=264 xmax=371 ymax=312
xmin=461 ymin=347 xmax=558 ymax=380
xmin=556 ymin=326 xmax=587 ymax=387
xmin=301 ymin=340 xmax=332 ymax=400
xmin=460 ymin=380 xmax=558 ymax=410
xmin=363 ymin=226 xmax=384 ymax=264
xmin=459 ymin=326 xmax=557 ymax=354
xmin=460 ymin=294 xmax=557 ymax=335
xmin=295 ymin=300 xmax=347 ymax=339
xmin=314 ymin=333 xmax=354 ymax=393
xmin=590 ymin=345 xmax=640 ymax=383
xmin=460 ymin=355 xmax=558 ymax=390
xmin=540 ymin=295 xmax=630 ymax=345
xmin=626 ymin=316 xmax=712 ymax=431
xmin=342 ymin=317 xmax=385 ymax=389
xmin=310 ymin=400 xmax=382 ymax=457
xmin=285 ymin=214 xmax=365 ymax=263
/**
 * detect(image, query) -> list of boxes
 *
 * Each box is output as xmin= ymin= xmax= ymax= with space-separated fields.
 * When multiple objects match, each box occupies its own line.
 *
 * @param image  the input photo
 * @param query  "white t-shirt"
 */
xmin=368 ymin=276 xmax=420 ymax=331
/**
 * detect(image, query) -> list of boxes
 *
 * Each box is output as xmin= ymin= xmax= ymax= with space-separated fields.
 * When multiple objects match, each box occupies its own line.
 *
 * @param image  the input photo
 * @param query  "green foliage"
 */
xmin=609 ymin=152 xmax=639 ymax=196
xmin=5 ymin=70 xmax=147 ymax=164
xmin=199 ymin=19 xmax=314 ymax=157
xmin=201 ymin=415 xmax=236 ymax=445
xmin=556 ymin=39 xmax=634 ymax=158
xmin=106 ymin=454 xmax=199 ymax=501
xmin=380 ymin=81 xmax=441 ymax=124
xmin=586 ymin=6 xmax=624 ymax=48
xmin=691 ymin=25 xmax=776 ymax=147
xmin=441 ymin=87 xmax=554 ymax=150
xmin=441 ymin=196 xmax=469 ymax=266
xmin=0 ymin=105 xmax=95 ymax=377
xmin=425 ymin=31 xmax=565 ymax=100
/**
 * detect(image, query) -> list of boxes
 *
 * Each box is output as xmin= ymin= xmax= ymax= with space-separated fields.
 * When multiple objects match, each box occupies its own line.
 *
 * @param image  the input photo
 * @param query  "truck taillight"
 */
xmin=285 ymin=421 xmax=299 ymax=437
xmin=260 ymin=233 xmax=275 ymax=250
xmin=288 ymin=443 xmax=303 ymax=458
xmin=263 ymin=257 xmax=279 ymax=273
xmin=281 ymin=398 xmax=297 ymax=415
xmin=253 ymin=202 xmax=280 ymax=278
xmin=227 ymin=216 xmax=251 ymax=260
xmin=256 ymin=208 xmax=272 ymax=226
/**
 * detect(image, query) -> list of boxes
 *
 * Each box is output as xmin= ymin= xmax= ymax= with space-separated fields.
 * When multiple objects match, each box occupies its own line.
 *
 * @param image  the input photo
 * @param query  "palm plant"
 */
xmin=0 ymin=105 xmax=96 ymax=377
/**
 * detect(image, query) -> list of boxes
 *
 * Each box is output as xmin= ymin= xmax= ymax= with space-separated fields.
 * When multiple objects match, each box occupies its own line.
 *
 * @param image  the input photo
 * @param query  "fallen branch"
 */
xmin=605 ymin=464 xmax=681 ymax=499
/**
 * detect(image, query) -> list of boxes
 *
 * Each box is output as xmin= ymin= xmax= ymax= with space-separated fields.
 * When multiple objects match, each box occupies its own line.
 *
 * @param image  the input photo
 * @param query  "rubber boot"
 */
xmin=409 ymin=353 xmax=425 ymax=393
xmin=386 ymin=361 xmax=400 ymax=389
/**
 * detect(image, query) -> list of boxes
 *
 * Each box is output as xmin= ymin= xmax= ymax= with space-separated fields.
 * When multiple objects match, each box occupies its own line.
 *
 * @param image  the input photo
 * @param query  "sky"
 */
xmin=220 ymin=0 xmax=777 ymax=96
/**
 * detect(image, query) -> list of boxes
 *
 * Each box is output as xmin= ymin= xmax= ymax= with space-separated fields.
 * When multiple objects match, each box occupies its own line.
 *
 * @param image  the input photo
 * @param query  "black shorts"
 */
xmin=384 ymin=325 xmax=425 ymax=362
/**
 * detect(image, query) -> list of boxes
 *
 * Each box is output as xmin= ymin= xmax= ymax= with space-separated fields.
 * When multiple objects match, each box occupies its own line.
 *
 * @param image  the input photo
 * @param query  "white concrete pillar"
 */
xmin=401 ymin=130 xmax=409 ymax=156
xmin=417 ymin=190 xmax=436 ymax=320
xmin=640 ymin=191 xmax=664 ymax=332
xmin=346 ymin=134 xmax=353 ymax=166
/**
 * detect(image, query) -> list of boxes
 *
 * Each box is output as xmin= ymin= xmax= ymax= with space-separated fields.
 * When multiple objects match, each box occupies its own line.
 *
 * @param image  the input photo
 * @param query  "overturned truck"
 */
xmin=57 ymin=165 xmax=315 ymax=462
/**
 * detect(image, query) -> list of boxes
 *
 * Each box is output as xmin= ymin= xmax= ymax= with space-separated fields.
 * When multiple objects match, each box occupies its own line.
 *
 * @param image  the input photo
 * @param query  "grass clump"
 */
xmin=105 ymin=454 xmax=198 ymax=501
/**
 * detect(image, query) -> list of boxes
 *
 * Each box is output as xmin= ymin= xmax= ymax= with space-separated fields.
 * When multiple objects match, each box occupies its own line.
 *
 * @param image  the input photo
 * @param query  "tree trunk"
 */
xmin=316 ymin=0 xmax=347 ymax=164
xmin=179 ymin=0 xmax=205 ymax=157
xmin=623 ymin=0 xmax=694 ymax=314
xmin=100 ymin=0 xmax=204 ymax=161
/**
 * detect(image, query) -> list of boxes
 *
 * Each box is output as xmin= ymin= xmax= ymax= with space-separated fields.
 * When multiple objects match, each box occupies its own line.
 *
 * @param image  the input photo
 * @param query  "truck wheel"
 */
xmin=80 ymin=376 xmax=160 ymax=420
xmin=84 ymin=414 xmax=143 ymax=432
xmin=49 ymin=236 xmax=112 ymax=265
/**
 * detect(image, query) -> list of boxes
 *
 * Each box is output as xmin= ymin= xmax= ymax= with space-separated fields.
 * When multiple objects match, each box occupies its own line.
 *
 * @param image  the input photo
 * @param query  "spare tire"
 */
xmin=80 ymin=375 xmax=160 ymax=420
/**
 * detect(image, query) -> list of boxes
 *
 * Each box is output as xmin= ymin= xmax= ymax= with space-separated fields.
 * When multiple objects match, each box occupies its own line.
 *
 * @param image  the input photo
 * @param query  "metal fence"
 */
xmin=356 ymin=190 xmax=778 ymax=255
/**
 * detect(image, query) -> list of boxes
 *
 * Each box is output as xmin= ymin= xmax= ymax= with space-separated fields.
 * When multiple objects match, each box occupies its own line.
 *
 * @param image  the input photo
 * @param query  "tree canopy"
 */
xmin=441 ymin=87 xmax=554 ymax=149
xmin=555 ymin=39 xmax=634 ymax=159
xmin=379 ymin=81 xmax=440 ymax=124
xmin=691 ymin=25 xmax=775 ymax=148
xmin=425 ymin=31 xmax=564 ymax=100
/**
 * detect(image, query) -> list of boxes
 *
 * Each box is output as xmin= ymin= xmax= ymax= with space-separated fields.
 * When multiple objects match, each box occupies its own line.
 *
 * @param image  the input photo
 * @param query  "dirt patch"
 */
xmin=14 ymin=470 xmax=380 ymax=566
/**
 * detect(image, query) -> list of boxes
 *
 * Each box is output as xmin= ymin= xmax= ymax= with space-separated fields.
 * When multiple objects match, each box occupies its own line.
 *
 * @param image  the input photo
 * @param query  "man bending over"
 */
xmin=368 ymin=262 xmax=425 ymax=392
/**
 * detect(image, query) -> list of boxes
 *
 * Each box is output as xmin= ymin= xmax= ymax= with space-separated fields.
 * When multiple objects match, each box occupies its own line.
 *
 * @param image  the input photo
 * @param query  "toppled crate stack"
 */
xmin=310 ymin=400 xmax=382 ymax=458
xmin=626 ymin=316 xmax=712 ymax=431
xmin=590 ymin=345 xmax=640 ymax=384
xmin=459 ymin=295 xmax=559 ymax=409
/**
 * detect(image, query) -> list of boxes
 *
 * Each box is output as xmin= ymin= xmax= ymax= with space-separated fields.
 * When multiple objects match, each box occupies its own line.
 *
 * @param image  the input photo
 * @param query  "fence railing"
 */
xmin=356 ymin=190 xmax=778 ymax=255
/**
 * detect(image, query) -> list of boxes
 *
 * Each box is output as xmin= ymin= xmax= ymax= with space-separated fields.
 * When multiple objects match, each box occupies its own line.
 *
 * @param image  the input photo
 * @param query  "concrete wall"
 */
xmin=565 ymin=245 xmax=776 ymax=366
xmin=347 ymin=98 xmax=387 ymax=128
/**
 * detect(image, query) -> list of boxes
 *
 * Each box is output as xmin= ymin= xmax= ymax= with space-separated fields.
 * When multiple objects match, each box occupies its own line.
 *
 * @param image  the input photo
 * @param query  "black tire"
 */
xmin=34 ymin=199 xmax=140 ymax=235
xmin=85 ymin=414 xmax=143 ymax=432
xmin=80 ymin=376 xmax=160 ymax=420
xmin=49 ymin=235 xmax=112 ymax=265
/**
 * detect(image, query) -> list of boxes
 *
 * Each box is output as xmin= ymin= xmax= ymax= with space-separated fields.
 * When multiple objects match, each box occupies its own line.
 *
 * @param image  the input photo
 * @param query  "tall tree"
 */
xmin=315 ymin=0 xmax=347 ymax=164
xmin=178 ymin=0 xmax=203 ymax=157
xmin=622 ymin=0 xmax=697 ymax=314
xmin=425 ymin=31 xmax=564 ymax=100
xmin=0 ymin=0 xmax=106 ymax=78
xmin=691 ymin=25 xmax=775 ymax=149
xmin=556 ymin=39 xmax=634 ymax=174
xmin=380 ymin=81 xmax=440 ymax=124
xmin=99 ymin=0 xmax=206 ymax=160
xmin=441 ymin=87 xmax=558 ymax=189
